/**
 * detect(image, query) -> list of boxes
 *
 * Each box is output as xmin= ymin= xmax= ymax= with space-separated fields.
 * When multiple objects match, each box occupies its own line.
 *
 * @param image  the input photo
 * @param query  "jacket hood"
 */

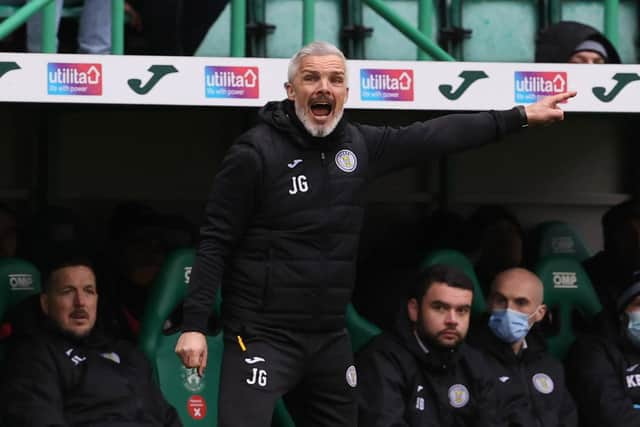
xmin=535 ymin=21 xmax=621 ymax=64
xmin=257 ymin=99 xmax=348 ymax=149
xmin=393 ymin=309 xmax=465 ymax=372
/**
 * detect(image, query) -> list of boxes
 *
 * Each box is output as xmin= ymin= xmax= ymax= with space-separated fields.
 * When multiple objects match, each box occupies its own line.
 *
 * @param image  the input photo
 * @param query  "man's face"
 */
xmin=569 ymin=51 xmax=605 ymax=64
xmin=286 ymin=54 xmax=349 ymax=137
xmin=488 ymin=269 xmax=546 ymax=326
xmin=40 ymin=265 xmax=98 ymax=338
xmin=409 ymin=282 xmax=472 ymax=348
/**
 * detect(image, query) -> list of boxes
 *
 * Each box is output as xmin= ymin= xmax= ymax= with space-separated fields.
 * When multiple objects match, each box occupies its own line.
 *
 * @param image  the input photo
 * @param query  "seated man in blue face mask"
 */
xmin=566 ymin=271 xmax=640 ymax=426
xmin=468 ymin=268 xmax=577 ymax=427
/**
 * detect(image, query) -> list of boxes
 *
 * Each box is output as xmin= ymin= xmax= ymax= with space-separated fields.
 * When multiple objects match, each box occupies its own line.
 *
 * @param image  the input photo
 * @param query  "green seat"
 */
xmin=0 ymin=257 xmax=41 ymax=311
xmin=139 ymin=248 xmax=295 ymax=427
xmin=533 ymin=221 xmax=591 ymax=263
xmin=347 ymin=303 xmax=381 ymax=353
xmin=421 ymin=249 xmax=486 ymax=316
xmin=139 ymin=249 xmax=222 ymax=426
xmin=534 ymin=255 xmax=602 ymax=360
xmin=0 ymin=257 xmax=41 ymax=361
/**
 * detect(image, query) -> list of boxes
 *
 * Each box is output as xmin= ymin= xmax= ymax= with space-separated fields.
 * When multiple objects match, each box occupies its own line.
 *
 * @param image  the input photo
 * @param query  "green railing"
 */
xmin=0 ymin=0 xmax=125 ymax=54
xmin=229 ymin=0 xmax=622 ymax=60
xmin=0 ymin=0 xmax=623 ymax=59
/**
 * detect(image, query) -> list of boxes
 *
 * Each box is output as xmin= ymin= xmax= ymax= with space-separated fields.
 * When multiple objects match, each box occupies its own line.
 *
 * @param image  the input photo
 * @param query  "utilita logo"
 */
xmin=360 ymin=69 xmax=413 ymax=101
xmin=514 ymin=72 xmax=567 ymax=103
xmin=47 ymin=63 xmax=102 ymax=96
xmin=205 ymin=66 xmax=259 ymax=99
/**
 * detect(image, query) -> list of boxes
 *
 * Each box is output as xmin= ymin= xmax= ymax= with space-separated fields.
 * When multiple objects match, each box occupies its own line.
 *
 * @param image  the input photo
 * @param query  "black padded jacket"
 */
xmin=468 ymin=320 xmax=578 ymax=427
xmin=183 ymin=99 xmax=523 ymax=333
xmin=356 ymin=313 xmax=504 ymax=427
xmin=0 ymin=320 xmax=181 ymax=427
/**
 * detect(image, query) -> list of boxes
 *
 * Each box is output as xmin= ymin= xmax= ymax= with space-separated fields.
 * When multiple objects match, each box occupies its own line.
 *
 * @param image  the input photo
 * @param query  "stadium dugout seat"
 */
xmin=346 ymin=303 xmax=381 ymax=353
xmin=138 ymin=248 xmax=295 ymax=427
xmin=421 ymin=249 xmax=486 ymax=316
xmin=534 ymin=255 xmax=602 ymax=360
xmin=531 ymin=221 xmax=591 ymax=264
xmin=0 ymin=257 xmax=41 ymax=361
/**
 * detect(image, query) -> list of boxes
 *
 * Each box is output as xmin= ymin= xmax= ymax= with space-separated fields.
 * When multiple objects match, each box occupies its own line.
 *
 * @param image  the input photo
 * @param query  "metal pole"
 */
xmin=0 ymin=0 xmax=53 ymax=43
xmin=549 ymin=0 xmax=561 ymax=24
xmin=604 ymin=0 xmax=619 ymax=49
xmin=303 ymin=0 xmax=315 ymax=45
xmin=449 ymin=0 xmax=462 ymax=59
xmin=231 ymin=0 xmax=246 ymax=56
xmin=417 ymin=0 xmax=433 ymax=60
xmin=111 ymin=0 xmax=125 ymax=54
xmin=40 ymin=0 xmax=56 ymax=53
xmin=362 ymin=0 xmax=453 ymax=61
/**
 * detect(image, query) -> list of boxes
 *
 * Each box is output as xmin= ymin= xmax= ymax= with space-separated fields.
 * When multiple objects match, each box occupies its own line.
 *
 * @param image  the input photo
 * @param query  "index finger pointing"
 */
xmin=549 ymin=90 xmax=577 ymax=103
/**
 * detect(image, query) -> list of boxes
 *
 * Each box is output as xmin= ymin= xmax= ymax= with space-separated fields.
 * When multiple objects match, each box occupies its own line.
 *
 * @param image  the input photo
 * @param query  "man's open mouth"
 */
xmin=310 ymin=102 xmax=333 ymax=117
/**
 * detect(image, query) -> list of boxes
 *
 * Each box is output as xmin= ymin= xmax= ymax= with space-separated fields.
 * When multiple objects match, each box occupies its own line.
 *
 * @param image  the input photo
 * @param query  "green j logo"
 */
xmin=128 ymin=65 xmax=178 ymax=95
xmin=0 ymin=62 xmax=20 ymax=79
xmin=592 ymin=73 xmax=640 ymax=103
xmin=439 ymin=71 xmax=488 ymax=100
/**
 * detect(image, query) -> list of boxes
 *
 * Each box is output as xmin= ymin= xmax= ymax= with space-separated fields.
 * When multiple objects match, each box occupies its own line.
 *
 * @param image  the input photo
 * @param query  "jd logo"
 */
xmin=592 ymin=73 xmax=640 ymax=102
xmin=439 ymin=71 xmax=488 ymax=100
xmin=128 ymin=65 xmax=178 ymax=95
xmin=0 ymin=62 xmax=20 ymax=79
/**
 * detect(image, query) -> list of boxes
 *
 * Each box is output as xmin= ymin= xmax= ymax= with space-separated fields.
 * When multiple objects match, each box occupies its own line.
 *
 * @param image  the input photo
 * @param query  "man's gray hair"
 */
xmin=287 ymin=41 xmax=348 ymax=84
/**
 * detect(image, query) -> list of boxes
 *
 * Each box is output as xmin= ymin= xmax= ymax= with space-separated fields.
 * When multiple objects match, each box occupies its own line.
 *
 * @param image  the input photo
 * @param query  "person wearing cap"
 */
xmin=565 ymin=270 xmax=640 ymax=426
xmin=356 ymin=264 xmax=503 ymax=427
xmin=583 ymin=198 xmax=640 ymax=312
xmin=535 ymin=21 xmax=621 ymax=64
xmin=468 ymin=268 xmax=578 ymax=427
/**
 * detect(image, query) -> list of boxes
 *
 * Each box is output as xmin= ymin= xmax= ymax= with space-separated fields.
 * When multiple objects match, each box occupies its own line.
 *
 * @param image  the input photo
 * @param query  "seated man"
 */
xmin=356 ymin=264 xmax=502 ymax=426
xmin=566 ymin=271 xmax=640 ymax=426
xmin=468 ymin=268 xmax=577 ymax=427
xmin=0 ymin=252 xmax=182 ymax=427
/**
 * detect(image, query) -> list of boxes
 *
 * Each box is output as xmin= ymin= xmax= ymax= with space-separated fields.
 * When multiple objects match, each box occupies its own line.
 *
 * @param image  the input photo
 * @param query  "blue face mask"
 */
xmin=488 ymin=309 xmax=532 ymax=344
xmin=626 ymin=311 xmax=640 ymax=348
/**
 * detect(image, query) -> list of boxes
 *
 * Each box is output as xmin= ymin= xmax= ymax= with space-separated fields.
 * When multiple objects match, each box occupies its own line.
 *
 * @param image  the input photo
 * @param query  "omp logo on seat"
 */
xmin=8 ymin=274 xmax=34 ymax=291
xmin=551 ymin=272 xmax=577 ymax=289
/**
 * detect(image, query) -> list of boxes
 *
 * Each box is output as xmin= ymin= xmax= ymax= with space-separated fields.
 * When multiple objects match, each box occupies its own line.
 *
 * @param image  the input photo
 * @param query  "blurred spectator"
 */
xmin=129 ymin=0 xmax=228 ymax=55
xmin=465 ymin=205 xmax=525 ymax=294
xmin=583 ymin=199 xmax=640 ymax=312
xmin=21 ymin=205 xmax=87 ymax=268
xmin=566 ymin=270 xmax=640 ymax=426
xmin=535 ymin=21 xmax=621 ymax=64
xmin=468 ymin=268 xmax=578 ymax=427
xmin=0 ymin=249 xmax=182 ymax=427
xmin=4 ymin=0 xmax=112 ymax=53
xmin=101 ymin=202 xmax=195 ymax=340
xmin=0 ymin=202 xmax=17 ymax=259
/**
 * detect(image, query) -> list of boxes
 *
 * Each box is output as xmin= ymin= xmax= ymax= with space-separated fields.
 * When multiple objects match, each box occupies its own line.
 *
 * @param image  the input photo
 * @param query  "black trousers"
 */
xmin=218 ymin=325 xmax=357 ymax=427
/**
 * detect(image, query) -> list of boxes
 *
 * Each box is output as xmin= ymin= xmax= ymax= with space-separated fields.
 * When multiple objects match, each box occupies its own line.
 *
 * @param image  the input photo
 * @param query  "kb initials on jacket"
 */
xmin=289 ymin=175 xmax=309 ymax=195
xmin=626 ymin=374 xmax=640 ymax=388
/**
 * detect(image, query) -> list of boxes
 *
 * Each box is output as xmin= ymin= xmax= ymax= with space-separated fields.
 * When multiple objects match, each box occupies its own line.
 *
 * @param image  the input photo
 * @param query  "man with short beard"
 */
xmin=357 ymin=264 xmax=502 ymax=426
xmin=176 ymin=41 xmax=575 ymax=427
xmin=0 ymin=254 xmax=182 ymax=427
